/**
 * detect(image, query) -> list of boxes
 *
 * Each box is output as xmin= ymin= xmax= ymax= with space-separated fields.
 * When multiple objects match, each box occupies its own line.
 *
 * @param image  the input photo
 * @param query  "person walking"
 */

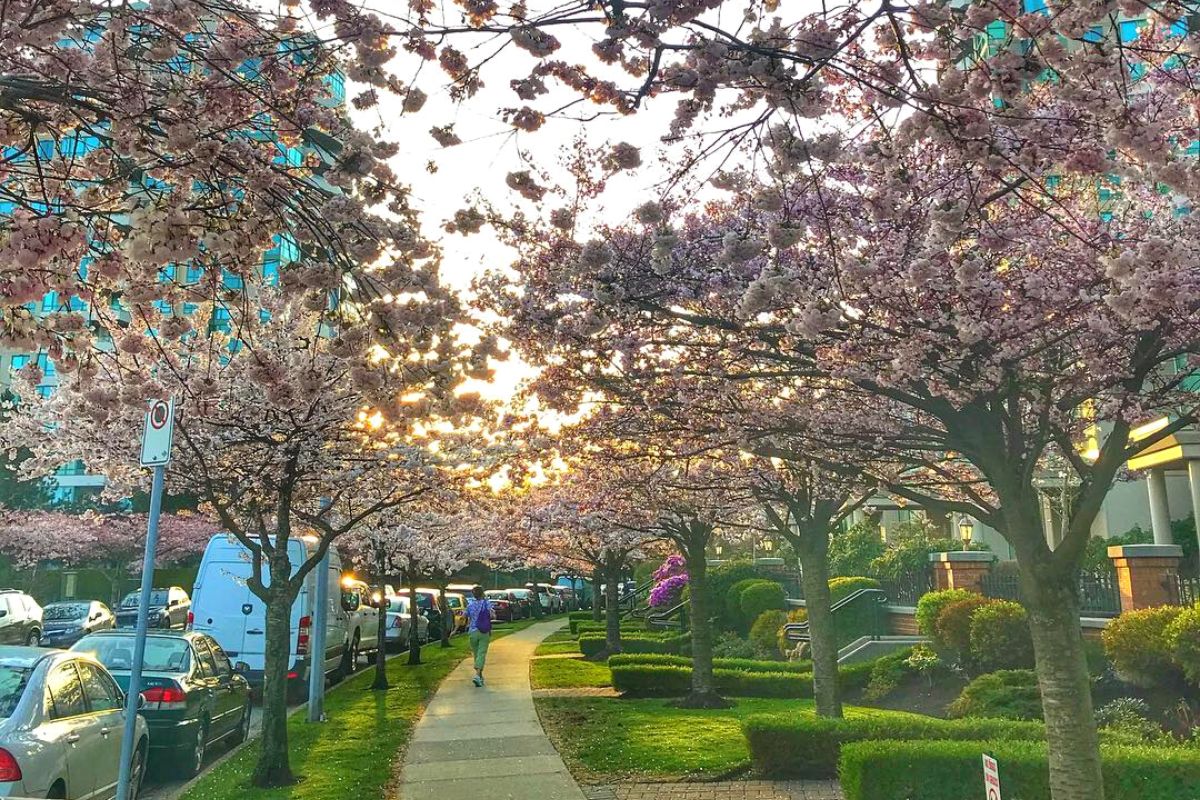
xmin=467 ymin=585 xmax=492 ymax=687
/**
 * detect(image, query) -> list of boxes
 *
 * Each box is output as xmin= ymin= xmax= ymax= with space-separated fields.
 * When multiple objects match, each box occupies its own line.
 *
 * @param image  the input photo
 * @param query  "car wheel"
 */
xmin=128 ymin=744 xmax=146 ymax=800
xmin=183 ymin=720 xmax=208 ymax=777
xmin=26 ymin=629 xmax=40 ymax=647
xmin=233 ymin=702 xmax=252 ymax=744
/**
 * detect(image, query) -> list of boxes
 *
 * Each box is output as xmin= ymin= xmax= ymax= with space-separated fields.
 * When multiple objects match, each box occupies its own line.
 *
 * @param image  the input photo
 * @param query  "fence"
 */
xmin=1167 ymin=574 xmax=1200 ymax=606
xmin=981 ymin=569 xmax=1121 ymax=617
xmin=878 ymin=570 xmax=934 ymax=607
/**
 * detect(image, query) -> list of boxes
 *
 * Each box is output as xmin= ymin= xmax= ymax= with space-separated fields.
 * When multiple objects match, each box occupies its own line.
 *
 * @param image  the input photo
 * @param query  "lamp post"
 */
xmin=714 ymin=543 xmax=723 ymax=559
xmin=959 ymin=517 xmax=975 ymax=551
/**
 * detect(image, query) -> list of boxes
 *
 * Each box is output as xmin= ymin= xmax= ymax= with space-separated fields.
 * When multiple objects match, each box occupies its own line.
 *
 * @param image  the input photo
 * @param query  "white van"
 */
xmin=190 ymin=534 xmax=351 ymax=699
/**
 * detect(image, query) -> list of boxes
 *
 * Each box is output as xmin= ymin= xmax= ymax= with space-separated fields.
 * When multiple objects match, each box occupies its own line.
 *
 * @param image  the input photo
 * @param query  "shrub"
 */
xmin=862 ymin=650 xmax=910 ymax=701
xmin=609 ymin=653 xmax=812 ymax=674
xmin=749 ymin=609 xmax=788 ymax=660
xmin=1103 ymin=605 xmax=1186 ymax=688
xmin=611 ymin=663 xmax=813 ymax=699
xmin=568 ymin=611 xmax=600 ymax=634
xmin=726 ymin=578 xmax=769 ymax=628
xmin=1096 ymin=698 xmax=1173 ymax=745
xmin=828 ymin=576 xmax=882 ymax=604
xmin=578 ymin=633 xmax=687 ymax=658
xmin=710 ymin=561 xmax=762 ymax=628
xmin=573 ymin=621 xmax=651 ymax=638
xmin=932 ymin=595 xmax=992 ymax=659
xmin=1165 ymin=604 xmax=1200 ymax=684
xmin=829 ymin=522 xmax=886 ymax=578
xmin=712 ymin=631 xmax=757 ymax=659
xmin=739 ymin=581 xmax=786 ymax=628
xmin=947 ymin=669 xmax=1042 ymax=721
xmin=969 ymin=600 xmax=1034 ymax=672
xmin=742 ymin=710 xmax=1045 ymax=778
xmin=915 ymin=588 xmax=975 ymax=639
xmin=838 ymin=739 xmax=1200 ymax=800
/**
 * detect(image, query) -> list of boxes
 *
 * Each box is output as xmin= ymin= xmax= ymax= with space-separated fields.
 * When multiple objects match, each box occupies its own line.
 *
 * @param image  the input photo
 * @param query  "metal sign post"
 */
xmin=117 ymin=398 xmax=175 ymax=800
xmin=307 ymin=496 xmax=333 ymax=723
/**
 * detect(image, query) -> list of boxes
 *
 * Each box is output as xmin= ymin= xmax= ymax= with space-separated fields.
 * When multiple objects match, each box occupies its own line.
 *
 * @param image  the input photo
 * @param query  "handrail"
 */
xmin=782 ymin=588 xmax=888 ymax=643
xmin=617 ymin=578 xmax=655 ymax=619
xmin=647 ymin=599 xmax=688 ymax=630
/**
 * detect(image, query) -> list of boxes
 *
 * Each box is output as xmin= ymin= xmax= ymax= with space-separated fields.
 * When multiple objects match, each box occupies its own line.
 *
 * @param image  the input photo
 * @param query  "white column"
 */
xmin=1188 ymin=460 xmax=1200 ymax=559
xmin=1040 ymin=492 xmax=1060 ymax=550
xmin=1147 ymin=469 xmax=1173 ymax=546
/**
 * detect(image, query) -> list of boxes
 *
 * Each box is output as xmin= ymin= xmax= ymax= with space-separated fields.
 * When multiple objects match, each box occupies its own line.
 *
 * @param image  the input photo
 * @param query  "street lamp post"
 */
xmin=959 ymin=517 xmax=975 ymax=551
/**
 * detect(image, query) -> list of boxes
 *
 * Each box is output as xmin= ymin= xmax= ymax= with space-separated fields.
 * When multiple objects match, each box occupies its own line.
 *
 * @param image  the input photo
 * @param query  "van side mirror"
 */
xmin=235 ymin=661 xmax=250 ymax=675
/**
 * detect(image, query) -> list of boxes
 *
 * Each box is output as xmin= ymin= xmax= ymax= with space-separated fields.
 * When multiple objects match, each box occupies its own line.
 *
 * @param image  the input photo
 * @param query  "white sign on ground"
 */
xmin=983 ymin=754 xmax=1002 ymax=800
xmin=140 ymin=397 xmax=175 ymax=466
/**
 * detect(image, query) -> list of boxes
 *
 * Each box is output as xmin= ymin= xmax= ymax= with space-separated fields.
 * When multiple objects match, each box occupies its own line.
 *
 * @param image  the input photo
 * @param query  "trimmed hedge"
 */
xmin=742 ymin=711 xmax=1046 ymax=778
xmin=573 ymin=621 xmax=651 ymax=638
xmin=612 ymin=663 xmax=814 ymax=699
xmin=568 ymin=611 xmax=600 ymax=634
xmin=609 ymin=652 xmax=813 ymax=674
xmin=828 ymin=576 xmax=882 ymax=604
xmin=839 ymin=739 xmax=1200 ymax=800
xmin=740 ymin=582 xmax=786 ymax=628
xmin=578 ymin=633 xmax=687 ymax=658
xmin=610 ymin=656 xmax=877 ymax=699
xmin=915 ymin=588 xmax=976 ymax=640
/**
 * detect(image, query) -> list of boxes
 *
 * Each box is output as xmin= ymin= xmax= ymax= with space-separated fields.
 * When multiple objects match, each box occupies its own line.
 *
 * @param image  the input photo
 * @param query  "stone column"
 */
xmin=1147 ymin=469 xmax=1173 ymax=546
xmin=1109 ymin=544 xmax=1183 ymax=611
xmin=930 ymin=551 xmax=996 ymax=594
xmin=1188 ymin=460 xmax=1200 ymax=560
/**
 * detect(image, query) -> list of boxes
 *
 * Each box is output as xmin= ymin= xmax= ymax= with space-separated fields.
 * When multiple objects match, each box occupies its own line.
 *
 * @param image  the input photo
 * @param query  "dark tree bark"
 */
xmin=438 ymin=585 xmax=452 ymax=648
xmin=794 ymin=531 xmax=842 ymax=718
xmin=370 ymin=548 xmax=389 ymax=691
xmin=672 ymin=521 xmax=728 ymax=708
xmin=252 ymin=582 xmax=296 ymax=787
xmin=604 ymin=550 xmax=624 ymax=655
xmin=592 ymin=565 xmax=603 ymax=622
xmin=407 ymin=569 xmax=422 ymax=666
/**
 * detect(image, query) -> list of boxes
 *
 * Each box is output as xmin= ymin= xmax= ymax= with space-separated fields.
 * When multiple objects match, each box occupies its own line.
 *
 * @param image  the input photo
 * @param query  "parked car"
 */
xmin=40 ymin=601 xmax=115 ymax=649
xmin=115 ymin=587 xmax=190 ymax=631
xmin=384 ymin=587 xmax=439 ymax=615
xmin=0 ymin=645 xmax=149 ymax=799
xmin=339 ymin=578 xmax=382 ymax=670
xmin=483 ymin=590 xmax=518 ymax=622
xmin=72 ymin=630 xmax=251 ymax=778
xmin=505 ymin=588 xmax=535 ymax=618
xmin=525 ymin=583 xmax=562 ymax=614
xmin=0 ymin=591 xmax=42 ymax=647
xmin=190 ymin=535 xmax=353 ymax=701
xmin=553 ymin=586 xmax=577 ymax=612
xmin=382 ymin=596 xmax=429 ymax=651
xmin=442 ymin=592 xmax=468 ymax=634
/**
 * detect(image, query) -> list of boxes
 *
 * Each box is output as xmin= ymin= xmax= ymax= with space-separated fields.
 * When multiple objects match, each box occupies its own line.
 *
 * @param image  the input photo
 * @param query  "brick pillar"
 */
xmin=1109 ymin=544 xmax=1183 ymax=612
xmin=929 ymin=551 xmax=996 ymax=593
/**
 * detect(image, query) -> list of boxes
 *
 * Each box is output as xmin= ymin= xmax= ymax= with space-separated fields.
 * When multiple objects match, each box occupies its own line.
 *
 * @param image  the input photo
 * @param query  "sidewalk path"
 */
xmin=396 ymin=618 xmax=586 ymax=800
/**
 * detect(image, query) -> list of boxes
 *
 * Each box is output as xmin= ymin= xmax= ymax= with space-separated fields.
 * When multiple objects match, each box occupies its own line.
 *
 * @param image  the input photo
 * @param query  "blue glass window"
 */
xmin=222 ymin=270 xmax=244 ymax=290
xmin=35 ymin=353 xmax=55 ymax=378
xmin=1022 ymin=0 xmax=1048 ymax=13
xmin=41 ymin=292 xmax=59 ymax=313
xmin=185 ymin=265 xmax=204 ymax=284
xmin=1119 ymin=20 xmax=1147 ymax=42
xmin=1082 ymin=26 xmax=1104 ymax=43
xmin=10 ymin=355 xmax=30 ymax=372
xmin=36 ymin=386 xmax=53 ymax=399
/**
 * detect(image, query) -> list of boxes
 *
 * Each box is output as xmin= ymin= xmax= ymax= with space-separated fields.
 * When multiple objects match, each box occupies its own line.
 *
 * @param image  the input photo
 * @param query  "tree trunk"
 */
xmin=679 ymin=547 xmax=728 ymax=708
xmin=371 ymin=551 xmax=389 ymax=690
xmin=604 ymin=553 xmax=623 ymax=655
xmin=439 ymin=586 xmax=451 ymax=648
xmin=530 ymin=581 xmax=543 ymax=619
xmin=252 ymin=586 xmax=295 ymax=787
xmin=795 ymin=533 xmax=842 ymax=718
xmin=1023 ymin=563 xmax=1105 ymax=800
xmin=407 ymin=571 xmax=422 ymax=666
xmin=592 ymin=566 xmax=603 ymax=622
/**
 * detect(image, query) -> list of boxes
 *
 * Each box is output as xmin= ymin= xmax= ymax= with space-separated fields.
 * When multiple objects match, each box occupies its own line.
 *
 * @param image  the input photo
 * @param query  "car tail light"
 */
xmin=141 ymin=685 xmax=187 ymax=711
xmin=186 ymin=610 xmax=194 ymax=629
xmin=0 ymin=748 xmax=21 ymax=782
xmin=388 ymin=616 xmax=402 ymax=629
xmin=287 ymin=671 xmax=299 ymax=680
xmin=297 ymin=615 xmax=311 ymax=655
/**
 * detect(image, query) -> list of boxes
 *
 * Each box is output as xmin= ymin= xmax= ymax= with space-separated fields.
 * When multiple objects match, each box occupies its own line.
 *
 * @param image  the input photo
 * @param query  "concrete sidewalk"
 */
xmin=396 ymin=618 xmax=586 ymax=800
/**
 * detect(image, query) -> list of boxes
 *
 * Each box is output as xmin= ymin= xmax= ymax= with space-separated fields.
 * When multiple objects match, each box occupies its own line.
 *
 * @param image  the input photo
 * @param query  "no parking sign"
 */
xmin=983 ymin=754 xmax=1002 ymax=800
xmin=140 ymin=397 xmax=175 ymax=466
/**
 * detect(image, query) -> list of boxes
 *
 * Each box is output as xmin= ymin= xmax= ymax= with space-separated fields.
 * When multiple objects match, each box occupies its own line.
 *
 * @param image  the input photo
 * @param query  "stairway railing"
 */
xmin=782 ymin=588 xmax=888 ymax=644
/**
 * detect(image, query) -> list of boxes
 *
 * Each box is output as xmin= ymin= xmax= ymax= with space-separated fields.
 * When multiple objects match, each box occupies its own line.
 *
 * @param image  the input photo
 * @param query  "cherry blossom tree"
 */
xmin=0 ymin=0 xmax=419 ymax=362
xmin=0 ymin=283 xmax=468 ymax=787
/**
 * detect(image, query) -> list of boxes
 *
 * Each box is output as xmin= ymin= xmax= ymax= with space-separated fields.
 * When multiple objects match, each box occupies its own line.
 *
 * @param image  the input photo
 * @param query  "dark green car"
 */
xmin=71 ymin=629 xmax=252 ymax=777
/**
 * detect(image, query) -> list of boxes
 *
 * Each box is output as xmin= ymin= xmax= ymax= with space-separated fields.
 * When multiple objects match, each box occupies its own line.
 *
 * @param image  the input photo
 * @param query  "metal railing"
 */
xmin=1166 ymin=574 xmax=1200 ymax=606
xmin=878 ymin=570 xmax=934 ymax=607
xmin=618 ymin=579 xmax=655 ymax=620
xmin=982 ymin=570 xmax=1120 ymax=617
xmin=646 ymin=600 xmax=688 ymax=631
xmin=782 ymin=588 xmax=888 ymax=645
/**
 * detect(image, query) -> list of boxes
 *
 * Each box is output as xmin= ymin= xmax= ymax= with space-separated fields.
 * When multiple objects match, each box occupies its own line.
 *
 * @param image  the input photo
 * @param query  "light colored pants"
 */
xmin=469 ymin=630 xmax=491 ymax=671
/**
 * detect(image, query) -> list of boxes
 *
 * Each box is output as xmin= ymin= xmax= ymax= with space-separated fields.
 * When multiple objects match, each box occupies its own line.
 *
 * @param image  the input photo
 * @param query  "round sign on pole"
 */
xmin=140 ymin=398 xmax=176 ymax=467
xmin=149 ymin=400 xmax=170 ymax=429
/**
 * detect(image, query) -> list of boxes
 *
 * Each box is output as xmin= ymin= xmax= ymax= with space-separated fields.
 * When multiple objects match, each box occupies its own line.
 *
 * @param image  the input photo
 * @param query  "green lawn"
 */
xmin=531 ymin=656 xmax=612 ymax=689
xmin=536 ymin=696 xmax=818 ymax=782
xmin=182 ymin=618 xmax=541 ymax=800
xmin=534 ymin=639 xmax=583 ymax=656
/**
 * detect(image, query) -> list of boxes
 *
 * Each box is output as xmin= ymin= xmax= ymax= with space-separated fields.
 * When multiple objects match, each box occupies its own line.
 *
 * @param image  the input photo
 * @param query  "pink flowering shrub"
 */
xmin=649 ymin=555 xmax=688 ymax=607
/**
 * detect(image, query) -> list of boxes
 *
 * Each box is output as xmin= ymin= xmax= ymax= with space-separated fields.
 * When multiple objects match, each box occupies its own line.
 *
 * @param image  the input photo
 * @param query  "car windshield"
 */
xmin=78 ymin=636 xmax=191 ymax=673
xmin=0 ymin=666 xmax=31 ymax=719
xmin=121 ymin=590 xmax=168 ymax=608
xmin=45 ymin=603 xmax=90 ymax=621
xmin=484 ymin=592 xmax=506 ymax=600
xmin=389 ymin=597 xmax=410 ymax=613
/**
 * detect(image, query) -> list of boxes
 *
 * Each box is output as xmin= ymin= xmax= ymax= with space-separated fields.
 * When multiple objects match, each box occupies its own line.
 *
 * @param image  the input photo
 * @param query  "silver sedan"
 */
xmin=382 ymin=598 xmax=429 ymax=650
xmin=0 ymin=647 xmax=149 ymax=799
